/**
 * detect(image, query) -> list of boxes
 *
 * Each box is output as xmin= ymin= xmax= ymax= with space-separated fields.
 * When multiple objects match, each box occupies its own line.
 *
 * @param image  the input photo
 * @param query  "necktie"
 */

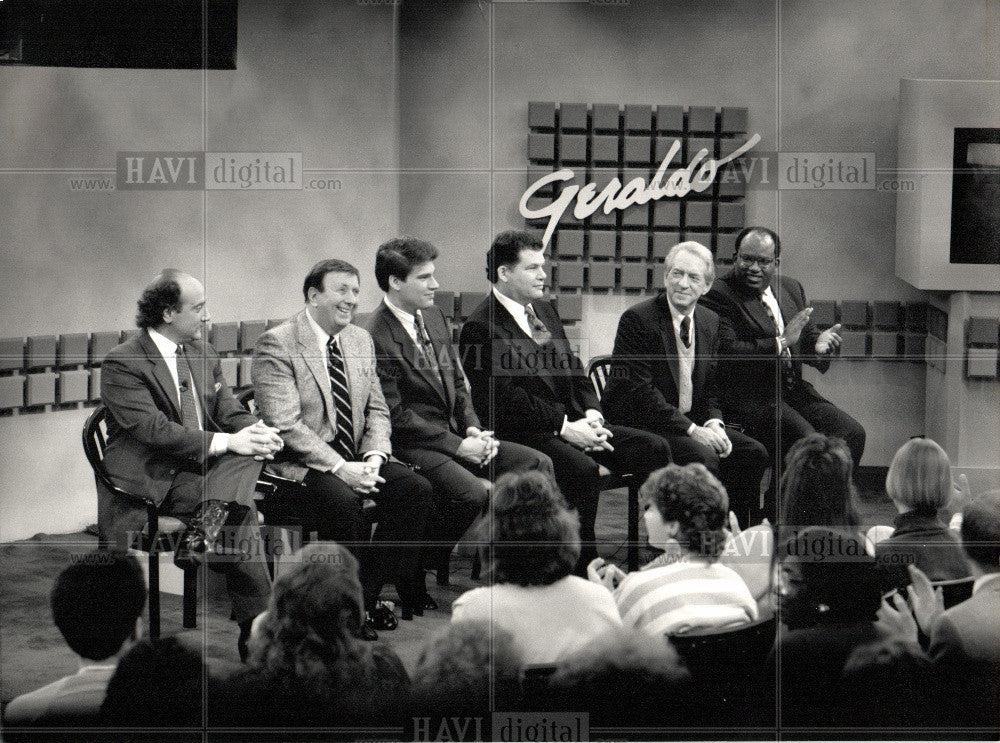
xmin=525 ymin=304 xmax=552 ymax=345
xmin=414 ymin=311 xmax=441 ymax=374
xmin=175 ymin=344 xmax=201 ymax=430
xmin=326 ymin=337 xmax=357 ymax=461
xmin=679 ymin=316 xmax=692 ymax=349
xmin=761 ymin=299 xmax=793 ymax=368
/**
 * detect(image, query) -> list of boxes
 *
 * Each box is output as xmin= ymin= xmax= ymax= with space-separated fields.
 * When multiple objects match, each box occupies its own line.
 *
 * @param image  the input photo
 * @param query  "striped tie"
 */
xmin=326 ymin=336 xmax=357 ymax=461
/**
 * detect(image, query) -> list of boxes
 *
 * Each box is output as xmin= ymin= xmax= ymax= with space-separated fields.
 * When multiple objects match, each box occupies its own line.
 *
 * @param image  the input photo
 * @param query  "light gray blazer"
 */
xmin=251 ymin=309 xmax=392 ymax=481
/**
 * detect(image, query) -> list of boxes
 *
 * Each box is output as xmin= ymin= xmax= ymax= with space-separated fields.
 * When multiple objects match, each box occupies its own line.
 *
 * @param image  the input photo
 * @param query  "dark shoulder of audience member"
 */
xmin=838 ymin=638 xmax=944 ymax=728
xmin=100 ymin=632 xmax=206 ymax=728
xmin=212 ymin=543 xmax=410 ymax=727
xmin=410 ymin=621 xmax=523 ymax=717
xmin=544 ymin=628 xmax=696 ymax=726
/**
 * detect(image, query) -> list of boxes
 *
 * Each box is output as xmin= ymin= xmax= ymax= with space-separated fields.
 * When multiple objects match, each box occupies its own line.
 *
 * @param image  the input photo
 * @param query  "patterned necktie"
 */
xmin=761 ymin=299 xmax=793 ymax=368
xmin=175 ymin=344 xmax=201 ymax=430
xmin=326 ymin=337 xmax=357 ymax=461
xmin=679 ymin=316 xmax=692 ymax=349
xmin=524 ymin=304 xmax=552 ymax=345
xmin=414 ymin=311 xmax=441 ymax=374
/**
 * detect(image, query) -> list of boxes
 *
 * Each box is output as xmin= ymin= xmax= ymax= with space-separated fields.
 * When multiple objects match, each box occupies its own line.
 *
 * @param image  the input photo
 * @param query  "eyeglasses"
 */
xmin=737 ymin=254 xmax=775 ymax=269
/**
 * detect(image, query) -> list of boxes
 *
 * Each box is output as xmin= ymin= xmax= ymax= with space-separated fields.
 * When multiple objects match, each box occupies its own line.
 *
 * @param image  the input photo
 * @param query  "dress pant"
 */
xmin=519 ymin=425 xmax=672 ymax=567
xmin=258 ymin=461 xmax=433 ymax=609
xmin=408 ymin=440 xmax=554 ymax=573
xmin=163 ymin=453 xmax=271 ymax=623
xmin=665 ymin=428 xmax=770 ymax=522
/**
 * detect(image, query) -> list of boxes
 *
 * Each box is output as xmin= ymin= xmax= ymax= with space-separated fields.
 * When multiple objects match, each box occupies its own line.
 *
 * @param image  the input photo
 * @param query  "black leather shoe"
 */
xmin=420 ymin=593 xmax=439 ymax=611
xmin=361 ymin=618 xmax=379 ymax=641
xmin=237 ymin=619 xmax=253 ymax=663
xmin=367 ymin=602 xmax=398 ymax=631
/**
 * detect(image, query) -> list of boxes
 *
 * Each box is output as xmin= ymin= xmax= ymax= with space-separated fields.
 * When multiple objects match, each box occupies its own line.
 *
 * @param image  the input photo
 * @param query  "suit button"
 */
xmin=169 ymin=469 xmax=177 ymax=475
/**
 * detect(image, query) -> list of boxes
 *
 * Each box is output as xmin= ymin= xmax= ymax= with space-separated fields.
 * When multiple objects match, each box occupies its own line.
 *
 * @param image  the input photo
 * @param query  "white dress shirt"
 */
xmin=147 ymin=329 xmax=228 ymax=456
xmin=383 ymin=295 xmax=420 ymax=345
xmin=663 ymin=303 xmax=723 ymax=436
xmin=760 ymin=286 xmax=788 ymax=355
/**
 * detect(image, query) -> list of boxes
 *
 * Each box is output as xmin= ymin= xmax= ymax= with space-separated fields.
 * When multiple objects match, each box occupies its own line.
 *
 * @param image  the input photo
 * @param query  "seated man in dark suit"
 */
xmin=4 ymin=552 xmax=145 ymax=727
xmin=459 ymin=230 xmax=671 ymax=568
xmin=362 ymin=237 xmax=553 ymax=590
xmin=252 ymin=259 xmax=433 ymax=638
xmin=99 ymin=270 xmax=283 ymax=655
xmin=603 ymin=241 xmax=769 ymax=521
xmin=700 ymin=227 xmax=865 ymax=467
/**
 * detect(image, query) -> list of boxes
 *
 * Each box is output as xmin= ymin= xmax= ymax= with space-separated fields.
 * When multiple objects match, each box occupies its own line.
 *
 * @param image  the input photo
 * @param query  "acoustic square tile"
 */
xmin=528 ymin=133 xmax=555 ymax=163
xmin=26 ymin=335 xmax=57 ymax=369
xmin=559 ymin=103 xmax=588 ymax=130
xmin=559 ymin=133 xmax=587 ymax=164
xmin=209 ymin=322 xmax=239 ymax=354
xmin=459 ymin=292 xmax=488 ymax=318
xmin=120 ymin=329 xmax=141 ymax=343
xmin=621 ymin=263 xmax=649 ymax=290
xmin=591 ymin=135 xmax=619 ymax=164
xmin=592 ymin=103 xmax=621 ymax=131
xmin=927 ymin=306 xmax=948 ymax=342
xmin=904 ymin=302 xmax=927 ymax=333
xmin=621 ymin=232 xmax=649 ymax=260
xmin=656 ymin=135 xmax=684 ymax=164
xmin=557 ymin=230 xmax=585 ymax=259
xmin=903 ymin=333 xmax=925 ymax=360
xmin=625 ymin=104 xmax=653 ymax=132
xmin=873 ymin=301 xmax=903 ymax=331
xmin=624 ymin=135 xmax=651 ymax=164
xmin=839 ymin=301 xmax=870 ymax=329
xmin=588 ymin=231 xmax=617 ymax=259
xmin=687 ymin=106 xmax=717 ymax=132
xmin=0 ymin=375 xmax=24 ymax=410
xmin=0 ymin=337 xmax=24 ymax=372
xmin=871 ymin=332 xmax=901 ymax=360
xmin=715 ymin=232 xmax=738 ymax=258
xmin=557 ymin=293 xmax=583 ymax=322
xmin=58 ymin=333 xmax=89 ymax=368
xmin=718 ymin=173 xmax=747 ymax=197
xmin=239 ymin=321 xmax=266 ymax=352
xmin=26 ymin=372 xmax=57 ymax=406
xmin=89 ymin=331 xmax=119 ymax=365
xmin=588 ymin=262 xmax=616 ymax=290
xmin=720 ymin=107 xmax=748 ymax=133
xmin=717 ymin=202 xmax=745 ymax=230
xmin=653 ymin=201 xmax=681 ymax=227
xmin=556 ymin=262 xmax=585 ymax=289
xmin=239 ymin=357 xmax=253 ymax=388
xmin=524 ymin=197 xmax=550 ymax=226
xmin=684 ymin=201 xmax=713 ymax=228
xmin=434 ymin=291 xmax=456 ymax=318
xmin=528 ymin=101 xmax=556 ymax=129
xmin=220 ymin=357 xmax=239 ymax=388
xmin=810 ymin=301 xmax=837 ymax=328
xmin=966 ymin=348 xmax=998 ymax=378
xmin=838 ymin=331 xmax=868 ymax=358
xmin=656 ymin=105 xmax=684 ymax=133
xmin=89 ymin=367 xmax=101 ymax=401
xmin=687 ymin=137 xmax=715 ymax=160
xmin=966 ymin=317 xmax=999 ymax=347
xmin=527 ymin=166 xmax=555 ymax=195
xmin=590 ymin=168 xmax=619 ymax=192
xmin=653 ymin=232 xmax=682 ymax=260
xmin=622 ymin=203 xmax=649 ymax=227
xmin=59 ymin=369 xmax=90 ymax=403
xmin=588 ymin=208 xmax=617 ymax=227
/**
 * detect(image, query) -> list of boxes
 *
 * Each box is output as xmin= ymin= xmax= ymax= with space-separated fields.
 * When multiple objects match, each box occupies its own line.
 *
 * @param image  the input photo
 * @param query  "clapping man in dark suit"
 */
xmin=701 ymin=227 xmax=865 ymax=467
xmin=362 ymin=237 xmax=553 ymax=594
xmin=603 ymin=241 xmax=769 ymax=521
xmin=99 ymin=270 xmax=283 ymax=656
xmin=252 ymin=259 xmax=433 ymax=639
xmin=459 ymin=230 xmax=671 ymax=569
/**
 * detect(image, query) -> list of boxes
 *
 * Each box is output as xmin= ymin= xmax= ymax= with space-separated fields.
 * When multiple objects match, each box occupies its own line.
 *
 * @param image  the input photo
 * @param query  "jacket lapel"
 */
xmin=382 ymin=303 xmax=448 ymax=407
xmin=656 ymin=295 xmax=682 ymax=394
xmin=139 ymin=332 xmax=182 ymax=420
xmin=692 ymin=306 xmax=709 ymax=399
xmin=424 ymin=309 xmax=456 ymax=407
xmin=295 ymin=311 xmax=337 ymax=429
xmin=494 ymin=295 xmax=558 ymax=396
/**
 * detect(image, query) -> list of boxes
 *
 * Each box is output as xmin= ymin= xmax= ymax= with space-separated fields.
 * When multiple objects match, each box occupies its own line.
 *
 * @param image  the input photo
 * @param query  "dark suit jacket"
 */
xmin=361 ymin=301 xmax=480 ymax=468
xmin=459 ymin=292 xmax=599 ymax=438
xmin=603 ymin=293 xmax=723 ymax=437
xmin=700 ymin=270 xmax=829 ymax=403
xmin=99 ymin=331 xmax=257 ymax=537
xmin=931 ymin=575 xmax=1000 ymax=668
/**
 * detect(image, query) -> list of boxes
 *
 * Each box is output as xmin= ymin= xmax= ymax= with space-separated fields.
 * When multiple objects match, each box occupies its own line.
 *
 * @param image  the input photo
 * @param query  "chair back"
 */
xmin=933 ymin=576 xmax=975 ymax=609
xmin=585 ymin=355 xmax=615 ymax=399
xmin=669 ymin=614 xmax=777 ymax=678
xmin=82 ymin=405 xmax=117 ymax=493
xmin=235 ymin=385 xmax=257 ymax=415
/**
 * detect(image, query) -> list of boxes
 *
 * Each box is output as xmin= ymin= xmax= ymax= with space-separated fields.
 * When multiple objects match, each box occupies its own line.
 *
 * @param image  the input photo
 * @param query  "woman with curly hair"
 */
xmin=451 ymin=471 xmax=622 ymax=664
xmin=210 ymin=542 xmax=409 ymax=727
xmin=590 ymin=463 xmax=758 ymax=636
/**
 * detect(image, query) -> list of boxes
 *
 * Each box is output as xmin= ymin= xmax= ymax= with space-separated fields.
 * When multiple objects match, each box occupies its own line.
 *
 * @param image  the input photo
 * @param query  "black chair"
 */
xmin=933 ymin=576 xmax=975 ymax=609
xmin=585 ymin=354 xmax=642 ymax=571
xmin=83 ymin=405 xmax=197 ymax=640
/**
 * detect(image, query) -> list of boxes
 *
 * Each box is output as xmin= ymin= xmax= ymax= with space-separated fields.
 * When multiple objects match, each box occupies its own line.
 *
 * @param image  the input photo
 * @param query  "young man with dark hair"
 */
xmin=362 ymin=237 xmax=553 ymax=596
xmin=252 ymin=258 xmax=433 ymax=639
xmin=4 ymin=552 xmax=146 ymax=725
xmin=459 ymin=230 xmax=671 ymax=570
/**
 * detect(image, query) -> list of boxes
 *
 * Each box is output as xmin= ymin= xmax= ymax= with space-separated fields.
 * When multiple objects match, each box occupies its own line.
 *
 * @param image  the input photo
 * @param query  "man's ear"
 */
xmin=388 ymin=274 xmax=401 ymax=292
xmin=496 ymin=265 xmax=508 ymax=283
xmin=162 ymin=306 xmax=175 ymax=325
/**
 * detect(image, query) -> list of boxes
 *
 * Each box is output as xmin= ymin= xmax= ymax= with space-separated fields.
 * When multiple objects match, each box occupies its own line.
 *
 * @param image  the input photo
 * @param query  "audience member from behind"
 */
xmin=875 ymin=438 xmax=971 ymax=590
xmin=779 ymin=433 xmax=860 ymax=543
xmin=451 ymin=471 xmax=622 ymax=664
xmin=545 ymin=628 xmax=694 ymax=726
xmin=4 ymin=552 xmax=145 ymax=727
xmin=410 ymin=621 xmax=523 ymax=716
xmin=772 ymin=526 xmax=887 ymax=726
xmin=589 ymin=464 xmax=758 ymax=636
xmin=211 ymin=542 xmax=410 ymax=727
xmin=838 ymin=638 xmax=943 ymax=728
xmin=100 ymin=632 xmax=208 ymax=728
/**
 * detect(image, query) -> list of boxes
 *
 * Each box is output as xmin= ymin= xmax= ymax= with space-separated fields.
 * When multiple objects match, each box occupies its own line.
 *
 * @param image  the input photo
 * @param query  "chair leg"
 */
xmin=471 ymin=550 xmax=482 ymax=581
xmin=435 ymin=548 xmax=451 ymax=586
xmin=148 ymin=550 xmax=160 ymax=640
xmin=182 ymin=568 xmax=198 ymax=629
xmin=627 ymin=480 xmax=640 ymax=572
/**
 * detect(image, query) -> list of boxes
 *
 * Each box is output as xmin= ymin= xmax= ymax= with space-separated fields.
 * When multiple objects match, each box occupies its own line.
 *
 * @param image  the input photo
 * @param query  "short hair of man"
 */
xmin=50 ymin=551 xmax=145 ymax=661
xmin=664 ymin=240 xmax=715 ymax=285
xmin=302 ymin=258 xmax=360 ymax=301
xmin=639 ymin=463 xmax=729 ymax=560
xmin=734 ymin=226 xmax=782 ymax=259
xmin=374 ymin=237 xmax=439 ymax=292
xmin=488 ymin=470 xmax=580 ymax=586
xmin=135 ymin=268 xmax=187 ymax=329
xmin=960 ymin=490 xmax=1000 ymax=569
xmin=487 ymin=229 xmax=543 ymax=284
xmin=886 ymin=438 xmax=952 ymax=515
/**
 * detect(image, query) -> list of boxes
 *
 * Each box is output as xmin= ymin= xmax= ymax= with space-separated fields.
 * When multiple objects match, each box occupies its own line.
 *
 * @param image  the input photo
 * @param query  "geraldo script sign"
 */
xmin=519 ymin=133 xmax=761 ymax=247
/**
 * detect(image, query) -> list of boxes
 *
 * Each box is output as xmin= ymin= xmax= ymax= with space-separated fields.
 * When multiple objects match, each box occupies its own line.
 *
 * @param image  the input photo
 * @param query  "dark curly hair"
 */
xmin=486 ymin=229 xmax=543 ymax=284
xmin=487 ymin=470 xmax=580 ymax=586
xmin=135 ymin=269 xmax=185 ymax=329
xmin=638 ymin=463 xmax=729 ymax=560
xmin=780 ymin=433 xmax=859 ymax=538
